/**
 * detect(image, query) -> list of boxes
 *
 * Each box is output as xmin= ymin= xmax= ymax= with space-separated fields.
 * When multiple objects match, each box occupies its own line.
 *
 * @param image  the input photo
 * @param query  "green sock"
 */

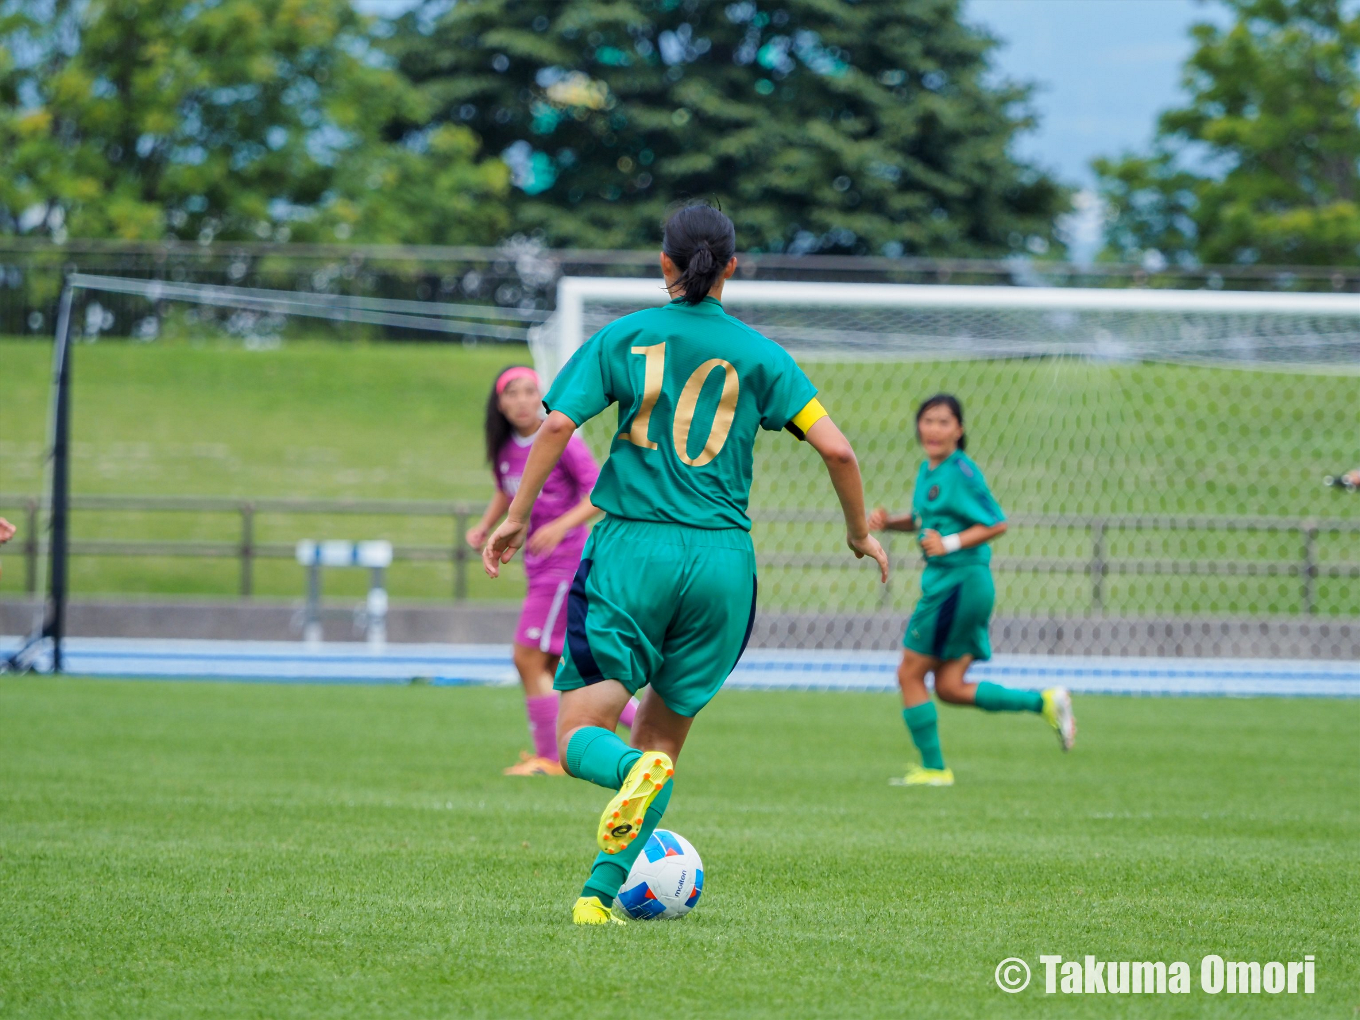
xmin=564 ymin=726 xmax=641 ymax=790
xmin=581 ymin=780 xmax=673 ymax=906
xmin=903 ymin=702 xmax=945 ymax=770
xmin=974 ymin=681 xmax=1043 ymax=714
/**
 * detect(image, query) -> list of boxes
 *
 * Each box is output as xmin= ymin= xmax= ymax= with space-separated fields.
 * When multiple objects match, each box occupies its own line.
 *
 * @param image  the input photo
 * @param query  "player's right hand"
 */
xmin=0 ymin=517 xmax=14 ymax=544
xmin=848 ymin=532 xmax=889 ymax=584
xmin=465 ymin=524 xmax=488 ymax=550
xmin=867 ymin=506 xmax=888 ymax=531
xmin=482 ymin=517 xmax=528 ymax=578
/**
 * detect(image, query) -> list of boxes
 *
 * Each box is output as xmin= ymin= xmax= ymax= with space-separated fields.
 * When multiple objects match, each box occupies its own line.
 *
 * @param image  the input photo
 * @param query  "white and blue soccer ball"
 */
xmin=617 ymin=829 xmax=703 ymax=920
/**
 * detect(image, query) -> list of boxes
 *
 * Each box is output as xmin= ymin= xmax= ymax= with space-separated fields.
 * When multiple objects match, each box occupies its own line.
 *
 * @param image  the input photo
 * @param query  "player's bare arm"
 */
xmin=527 ymin=496 xmax=599 ymax=556
xmin=869 ymin=507 xmax=918 ymax=532
xmin=920 ymin=521 xmax=1007 ymax=557
xmin=804 ymin=416 xmax=889 ymax=583
xmin=465 ymin=489 xmax=510 ymax=550
xmin=483 ymin=410 xmax=578 ymax=576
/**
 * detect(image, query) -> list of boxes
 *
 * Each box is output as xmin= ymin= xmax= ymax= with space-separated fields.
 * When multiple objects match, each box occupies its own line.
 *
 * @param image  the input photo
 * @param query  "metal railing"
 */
xmin=2 ymin=494 xmax=1357 ymax=614
xmin=4 ymin=238 xmax=1358 ymax=289
xmin=5 ymin=241 xmax=1359 ymax=341
xmin=753 ymin=511 xmax=1360 ymax=615
xmin=2 ymin=494 xmax=483 ymax=600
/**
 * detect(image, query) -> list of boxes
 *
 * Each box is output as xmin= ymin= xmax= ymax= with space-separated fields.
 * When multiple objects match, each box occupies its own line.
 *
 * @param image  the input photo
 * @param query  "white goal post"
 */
xmin=530 ymin=276 xmax=1360 ymax=385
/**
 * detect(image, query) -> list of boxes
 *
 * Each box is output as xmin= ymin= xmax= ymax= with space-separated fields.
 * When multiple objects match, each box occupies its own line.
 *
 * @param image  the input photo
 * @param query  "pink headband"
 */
xmin=495 ymin=366 xmax=540 ymax=395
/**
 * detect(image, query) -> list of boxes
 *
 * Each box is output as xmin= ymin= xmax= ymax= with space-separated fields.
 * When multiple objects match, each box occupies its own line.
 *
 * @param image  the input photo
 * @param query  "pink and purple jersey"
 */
xmin=495 ymin=431 xmax=599 ymax=579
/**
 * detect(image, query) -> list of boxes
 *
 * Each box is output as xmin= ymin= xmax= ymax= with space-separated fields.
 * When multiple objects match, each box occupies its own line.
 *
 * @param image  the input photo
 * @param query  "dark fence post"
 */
xmin=24 ymin=497 xmax=37 ymax=595
xmin=240 ymin=502 xmax=254 ymax=598
xmin=1302 ymin=524 xmax=1318 ymax=615
xmin=454 ymin=510 xmax=468 ymax=601
xmin=1091 ymin=518 xmax=1106 ymax=615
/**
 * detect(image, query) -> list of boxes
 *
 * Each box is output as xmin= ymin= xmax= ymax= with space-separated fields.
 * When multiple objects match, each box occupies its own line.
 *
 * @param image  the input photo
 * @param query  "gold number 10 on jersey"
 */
xmin=624 ymin=343 xmax=739 ymax=468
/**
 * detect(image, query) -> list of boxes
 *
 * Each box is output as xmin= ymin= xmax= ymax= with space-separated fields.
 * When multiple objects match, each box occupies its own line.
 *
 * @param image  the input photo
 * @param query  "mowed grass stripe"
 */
xmin=0 ymin=678 xmax=1355 ymax=1018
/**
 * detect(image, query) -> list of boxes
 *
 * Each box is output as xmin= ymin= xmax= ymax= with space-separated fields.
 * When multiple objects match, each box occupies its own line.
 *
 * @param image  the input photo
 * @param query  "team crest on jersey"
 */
xmin=927 ymin=484 xmax=940 ymax=501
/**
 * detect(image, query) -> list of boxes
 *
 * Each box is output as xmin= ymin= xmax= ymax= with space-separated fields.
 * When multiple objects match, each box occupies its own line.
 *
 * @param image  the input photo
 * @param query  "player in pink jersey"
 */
xmin=466 ymin=366 xmax=636 ymax=775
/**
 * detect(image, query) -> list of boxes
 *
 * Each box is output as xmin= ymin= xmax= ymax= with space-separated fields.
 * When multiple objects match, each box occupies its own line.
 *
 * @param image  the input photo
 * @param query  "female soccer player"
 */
xmin=466 ymin=366 xmax=636 ymax=776
xmin=868 ymin=394 xmax=1075 ymax=787
xmin=484 ymin=203 xmax=889 ymax=924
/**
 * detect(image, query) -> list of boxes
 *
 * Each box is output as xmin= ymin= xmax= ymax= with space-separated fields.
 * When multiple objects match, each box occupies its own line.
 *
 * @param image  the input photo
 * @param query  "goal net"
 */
xmin=3 ymin=273 xmax=542 ymax=673
xmin=531 ymin=278 xmax=1360 ymax=652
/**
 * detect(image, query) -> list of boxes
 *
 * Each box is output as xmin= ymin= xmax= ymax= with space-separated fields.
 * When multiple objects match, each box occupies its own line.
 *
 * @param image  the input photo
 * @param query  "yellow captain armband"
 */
xmin=785 ymin=397 xmax=828 ymax=441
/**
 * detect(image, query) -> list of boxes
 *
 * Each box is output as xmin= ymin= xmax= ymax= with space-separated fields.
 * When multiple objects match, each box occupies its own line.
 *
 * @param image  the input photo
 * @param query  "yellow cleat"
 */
xmin=1042 ymin=687 xmax=1076 ymax=752
xmin=502 ymin=752 xmax=566 ymax=776
xmin=890 ymin=764 xmax=955 ymax=787
xmin=572 ymin=896 xmax=625 ymax=925
xmin=597 ymin=752 xmax=673 ymax=855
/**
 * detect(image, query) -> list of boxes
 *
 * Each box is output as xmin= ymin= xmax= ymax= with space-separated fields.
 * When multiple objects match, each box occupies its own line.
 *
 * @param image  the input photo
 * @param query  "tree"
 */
xmin=385 ymin=0 xmax=1067 ymax=255
xmin=0 ymin=0 xmax=508 ymax=244
xmin=1094 ymin=0 xmax=1360 ymax=267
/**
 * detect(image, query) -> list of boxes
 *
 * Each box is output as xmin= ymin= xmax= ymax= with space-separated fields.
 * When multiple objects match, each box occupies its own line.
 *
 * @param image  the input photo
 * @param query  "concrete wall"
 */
xmin=0 ymin=599 xmax=519 ymax=645
xmin=3 ymin=598 xmax=1356 ymax=659
xmin=751 ymin=612 xmax=1360 ymax=659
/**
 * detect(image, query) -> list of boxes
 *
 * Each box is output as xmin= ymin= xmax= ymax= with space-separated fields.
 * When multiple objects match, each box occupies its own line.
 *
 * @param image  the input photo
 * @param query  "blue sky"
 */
xmin=966 ymin=0 xmax=1218 ymax=189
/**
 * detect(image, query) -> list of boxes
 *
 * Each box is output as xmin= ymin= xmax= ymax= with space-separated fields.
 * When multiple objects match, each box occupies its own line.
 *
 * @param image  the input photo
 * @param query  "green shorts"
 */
xmin=903 ymin=564 xmax=995 ymax=662
xmin=554 ymin=516 xmax=758 ymax=718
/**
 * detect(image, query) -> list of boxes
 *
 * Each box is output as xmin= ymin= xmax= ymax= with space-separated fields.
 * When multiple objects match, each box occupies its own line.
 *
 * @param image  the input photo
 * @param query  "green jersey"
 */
xmin=910 ymin=450 xmax=1005 ymax=567
xmin=544 ymin=297 xmax=818 ymax=531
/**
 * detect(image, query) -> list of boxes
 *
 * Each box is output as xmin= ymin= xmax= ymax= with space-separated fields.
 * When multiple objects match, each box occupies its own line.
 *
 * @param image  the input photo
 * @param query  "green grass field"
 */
xmin=0 ymin=677 xmax=1356 ymax=1018
xmin=2 ymin=337 xmax=1356 ymax=614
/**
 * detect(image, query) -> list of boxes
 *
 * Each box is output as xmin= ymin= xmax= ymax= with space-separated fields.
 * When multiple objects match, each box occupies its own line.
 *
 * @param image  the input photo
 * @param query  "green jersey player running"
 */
xmin=484 ymin=204 xmax=889 ymax=925
xmin=868 ymin=394 xmax=1075 ymax=787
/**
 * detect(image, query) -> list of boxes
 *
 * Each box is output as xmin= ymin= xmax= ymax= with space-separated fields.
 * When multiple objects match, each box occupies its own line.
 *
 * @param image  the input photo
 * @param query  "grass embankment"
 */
xmin=1 ymin=338 xmax=1356 ymax=613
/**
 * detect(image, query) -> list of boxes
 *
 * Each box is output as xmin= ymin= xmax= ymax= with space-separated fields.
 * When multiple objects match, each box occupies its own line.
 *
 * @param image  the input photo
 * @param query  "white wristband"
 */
xmin=940 ymin=533 xmax=963 ymax=554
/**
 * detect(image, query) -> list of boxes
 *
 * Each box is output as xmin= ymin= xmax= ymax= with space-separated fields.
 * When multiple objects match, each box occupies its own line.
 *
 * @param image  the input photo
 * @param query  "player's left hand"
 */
xmin=483 ymin=517 xmax=528 ymax=578
xmin=848 ymin=532 xmax=890 ymax=583
xmin=920 ymin=529 xmax=946 ymax=557
xmin=0 ymin=517 xmax=15 ymax=544
xmin=527 ymin=520 xmax=566 ymax=556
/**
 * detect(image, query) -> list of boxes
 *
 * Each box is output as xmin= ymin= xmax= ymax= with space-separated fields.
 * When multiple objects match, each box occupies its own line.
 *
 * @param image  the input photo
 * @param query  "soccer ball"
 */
xmin=616 ymin=829 xmax=703 ymax=920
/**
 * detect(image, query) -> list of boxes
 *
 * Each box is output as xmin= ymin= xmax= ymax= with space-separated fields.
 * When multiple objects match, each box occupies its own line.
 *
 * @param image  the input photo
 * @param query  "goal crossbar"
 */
xmin=534 ymin=277 xmax=1360 ymax=384
xmin=556 ymin=276 xmax=1360 ymax=314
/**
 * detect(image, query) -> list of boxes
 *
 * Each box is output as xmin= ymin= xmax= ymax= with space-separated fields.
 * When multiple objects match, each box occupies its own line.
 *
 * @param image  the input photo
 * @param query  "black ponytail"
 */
xmin=483 ymin=365 xmax=524 ymax=465
xmin=662 ymin=203 xmax=736 ymax=305
xmin=915 ymin=393 xmax=967 ymax=451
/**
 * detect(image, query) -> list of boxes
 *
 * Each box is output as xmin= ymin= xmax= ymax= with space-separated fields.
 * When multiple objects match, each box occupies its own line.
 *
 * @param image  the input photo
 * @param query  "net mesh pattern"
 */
xmin=535 ymin=296 xmax=1360 ymax=636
